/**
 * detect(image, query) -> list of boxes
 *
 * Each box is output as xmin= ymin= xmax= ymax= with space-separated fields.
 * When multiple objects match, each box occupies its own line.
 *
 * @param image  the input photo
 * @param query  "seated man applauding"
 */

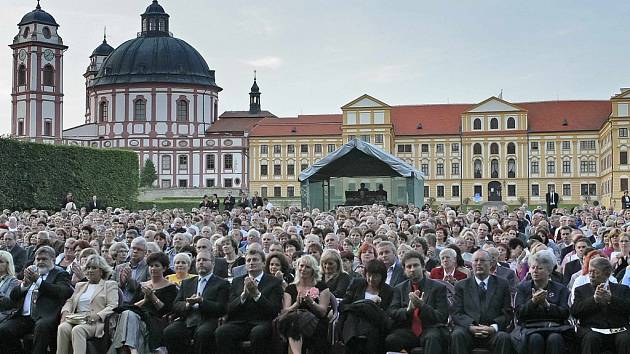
xmin=571 ymin=257 xmax=630 ymax=354
xmin=163 ymin=250 xmax=230 ymax=354
xmin=0 ymin=246 xmax=73 ymax=354
xmin=215 ymin=249 xmax=283 ymax=354
xmin=386 ymin=250 xmax=449 ymax=354
xmin=451 ymin=249 xmax=514 ymax=354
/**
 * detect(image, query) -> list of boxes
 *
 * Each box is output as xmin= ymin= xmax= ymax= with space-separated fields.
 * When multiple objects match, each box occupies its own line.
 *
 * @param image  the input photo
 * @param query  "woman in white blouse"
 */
xmin=57 ymin=255 xmax=118 ymax=354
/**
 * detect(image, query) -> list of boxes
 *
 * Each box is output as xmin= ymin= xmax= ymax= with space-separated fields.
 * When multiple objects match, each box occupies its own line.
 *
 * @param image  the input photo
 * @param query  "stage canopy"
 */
xmin=298 ymin=139 xmax=425 ymax=210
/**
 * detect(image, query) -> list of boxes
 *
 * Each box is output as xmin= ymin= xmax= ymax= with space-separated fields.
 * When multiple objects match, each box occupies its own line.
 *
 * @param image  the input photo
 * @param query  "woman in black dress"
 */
xmin=278 ymin=254 xmax=332 ymax=354
xmin=511 ymin=251 xmax=572 ymax=354
xmin=340 ymin=259 xmax=393 ymax=354
xmin=108 ymin=252 xmax=177 ymax=354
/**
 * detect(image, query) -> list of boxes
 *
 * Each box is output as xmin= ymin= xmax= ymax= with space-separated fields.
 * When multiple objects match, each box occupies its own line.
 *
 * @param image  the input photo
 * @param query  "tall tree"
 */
xmin=140 ymin=159 xmax=157 ymax=187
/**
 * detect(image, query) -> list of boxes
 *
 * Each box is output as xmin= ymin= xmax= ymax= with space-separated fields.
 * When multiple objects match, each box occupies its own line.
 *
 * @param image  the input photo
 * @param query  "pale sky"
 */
xmin=1 ymin=0 xmax=629 ymax=135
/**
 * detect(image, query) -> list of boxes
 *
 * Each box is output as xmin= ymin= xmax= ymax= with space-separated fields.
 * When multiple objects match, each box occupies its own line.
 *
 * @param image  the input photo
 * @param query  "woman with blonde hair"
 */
xmin=57 ymin=255 xmax=119 ymax=354
xmin=278 ymin=254 xmax=332 ymax=354
xmin=0 ymin=251 xmax=19 ymax=323
xmin=320 ymin=249 xmax=351 ymax=298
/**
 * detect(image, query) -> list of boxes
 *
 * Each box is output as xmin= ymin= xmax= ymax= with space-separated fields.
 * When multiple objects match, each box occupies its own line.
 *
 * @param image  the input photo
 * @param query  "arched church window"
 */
xmin=43 ymin=64 xmax=54 ymax=86
xmin=99 ymin=101 xmax=108 ymax=122
xmin=473 ymin=118 xmax=482 ymax=130
xmin=134 ymin=99 xmax=146 ymax=121
xmin=18 ymin=64 xmax=26 ymax=86
xmin=507 ymin=142 xmax=516 ymax=155
xmin=474 ymin=160 xmax=482 ymax=178
xmin=491 ymin=159 xmax=499 ymax=178
xmin=23 ymin=27 xmax=30 ymax=39
xmin=176 ymin=100 xmax=189 ymax=122
xmin=490 ymin=118 xmax=498 ymax=129
xmin=42 ymin=27 xmax=51 ymax=39
xmin=149 ymin=20 xmax=156 ymax=31
xmin=159 ymin=19 xmax=165 ymax=31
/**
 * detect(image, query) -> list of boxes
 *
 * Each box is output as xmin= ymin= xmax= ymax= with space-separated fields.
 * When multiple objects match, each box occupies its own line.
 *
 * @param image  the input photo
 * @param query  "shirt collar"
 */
xmin=198 ymin=273 xmax=213 ymax=283
xmin=475 ymin=276 xmax=490 ymax=286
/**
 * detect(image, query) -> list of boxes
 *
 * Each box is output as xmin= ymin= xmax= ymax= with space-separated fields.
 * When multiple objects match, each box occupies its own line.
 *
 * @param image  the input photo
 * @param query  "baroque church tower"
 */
xmin=10 ymin=1 xmax=67 ymax=142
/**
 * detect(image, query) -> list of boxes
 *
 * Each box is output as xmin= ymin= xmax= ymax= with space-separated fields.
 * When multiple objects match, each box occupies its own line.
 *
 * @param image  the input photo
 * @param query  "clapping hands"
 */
xmin=594 ymin=283 xmax=612 ymax=304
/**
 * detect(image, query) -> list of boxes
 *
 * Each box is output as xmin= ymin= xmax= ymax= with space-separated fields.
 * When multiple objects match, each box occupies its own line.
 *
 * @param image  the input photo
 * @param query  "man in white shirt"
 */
xmin=0 ymin=246 xmax=73 ymax=354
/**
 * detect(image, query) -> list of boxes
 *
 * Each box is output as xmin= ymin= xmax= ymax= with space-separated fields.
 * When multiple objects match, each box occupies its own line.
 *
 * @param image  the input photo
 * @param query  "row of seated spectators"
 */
xmin=0 ymin=202 xmax=629 ymax=354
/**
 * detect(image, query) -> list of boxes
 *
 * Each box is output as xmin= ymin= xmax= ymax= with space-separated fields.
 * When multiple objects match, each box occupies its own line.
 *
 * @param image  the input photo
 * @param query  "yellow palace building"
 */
xmin=248 ymin=88 xmax=630 ymax=209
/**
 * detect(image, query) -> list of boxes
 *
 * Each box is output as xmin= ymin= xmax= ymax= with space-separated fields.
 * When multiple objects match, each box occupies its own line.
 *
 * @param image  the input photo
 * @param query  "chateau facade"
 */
xmin=9 ymin=2 xmax=630 ymax=208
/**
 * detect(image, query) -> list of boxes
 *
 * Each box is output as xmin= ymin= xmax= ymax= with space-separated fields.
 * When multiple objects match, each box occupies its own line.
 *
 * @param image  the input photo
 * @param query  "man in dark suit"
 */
xmin=486 ymin=246 xmax=517 ymax=295
xmin=378 ymin=241 xmax=407 ymax=287
xmin=223 ymin=191 xmax=235 ymax=211
xmin=546 ymin=186 xmax=560 ymax=216
xmin=251 ymin=191 xmax=264 ymax=209
xmin=0 ymin=246 xmax=73 ymax=354
xmin=3 ymin=231 xmax=26 ymax=274
xmin=163 ymin=250 xmax=230 ymax=354
xmin=215 ymin=249 xmax=283 ymax=354
xmin=562 ymin=239 xmax=591 ymax=285
xmin=571 ymin=257 xmax=630 ymax=354
xmin=622 ymin=190 xmax=630 ymax=210
xmin=385 ymin=251 xmax=449 ymax=354
xmin=86 ymin=195 xmax=104 ymax=212
xmin=451 ymin=250 xmax=514 ymax=354
xmin=193 ymin=238 xmax=229 ymax=279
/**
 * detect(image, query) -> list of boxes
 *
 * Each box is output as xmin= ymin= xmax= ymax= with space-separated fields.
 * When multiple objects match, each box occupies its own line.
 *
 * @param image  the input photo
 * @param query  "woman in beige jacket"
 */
xmin=57 ymin=254 xmax=119 ymax=354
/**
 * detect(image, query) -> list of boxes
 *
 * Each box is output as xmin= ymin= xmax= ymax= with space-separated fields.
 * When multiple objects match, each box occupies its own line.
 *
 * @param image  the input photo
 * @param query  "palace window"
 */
xmin=436 ymin=144 xmax=444 ymax=154
xmin=473 ymin=143 xmax=482 ymax=155
xmin=437 ymin=186 xmax=445 ymax=198
xmin=491 ymin=159 xmax=499 ymax=178
xmin=260 ymin=164 xmax=268 ymax=176
xmin=531 ymin=184 xmax=540 ymax=197
xmin=507 ymin=142 xmax=516 ymax=155
xmin=436 ymin=163 xmax=444 ymax=176
xmin=473 ymin=118 xmax=482 ymax=130
xmin=452 ymin=185 xmax=460 ymax=197
xmin=206 ymin=154 xmax=215 ymax=170
xmin=579 ymin=140 xmax=596 ymax=151
xmin=398 ymin=144 xmax=412 ymax=153
xmin=224 ymin=154 xmax=233 ymax=169
xmin=43 ymin=64 xmax=54 ymax=86
xmin=274 ymin=164 xmax=281 ymax=176
xmin=133 ymin=99 xmax=146 ymax=121
xmin=507 ymin=117 xmax=516 ymax=129
xmin=562 ymin=160 xmax=571 ymax=173
xmin=273 ymin=145 xmax=281 ymax=154
xmin=287 ymin=164 xmax=295 ymax=176
xmin=99 ymin=101 xmax=108 ymax=122
xmin=620 ymin=128 xmax=629 ymax=138
xmin=546 ymin=160 xmax=555 ymax=174
xmin=18 ymin=65 xmax=26 ymax=86
xmin=451 ymin=143 xmax=460 ymax=153
xmin=531 ymin=161 xmax=539 ymax=174
xmin=451 ymin=162 xmax=460 ymax=176
xmin=621 ymin=151 xmax=628 ymax=165
xmin=507 ymin=159 xmax=516 ymax=178
xmin=563 ymin=183 xmax=571 ymax=196
xmin=474 ymin=160 xmax=482 ymax=178
xmin=490 ymin=118 xmax=498 ymax=129
xmin=44 ymin=119 xmax=52 ymax=136
xmin=178 ymin=155 xmax=188 ymax=171
xmin=176 ymin=100 xmax=188 ymax=122
xmin=490 ymin=143 xmax=499 ymax=155
xmin=260 ymin=145 xmax=268 ymax=154
xmin=274 ymin=186 xmax=281 ymax=197
xmin=161 ymin=155 xmax=171 ymax=171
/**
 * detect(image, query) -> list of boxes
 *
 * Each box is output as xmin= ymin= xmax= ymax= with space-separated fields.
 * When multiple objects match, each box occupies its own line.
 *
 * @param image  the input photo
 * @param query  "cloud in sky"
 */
xmin=243 ymin=56 xmax=284 ymax=69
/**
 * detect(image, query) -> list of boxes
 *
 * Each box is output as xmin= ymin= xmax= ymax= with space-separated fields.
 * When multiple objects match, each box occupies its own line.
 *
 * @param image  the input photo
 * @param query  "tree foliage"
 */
xmin=140 ymin=159 xmax=157 ymax=187
xmin=0 ymin=138 xmax=139 ymax=210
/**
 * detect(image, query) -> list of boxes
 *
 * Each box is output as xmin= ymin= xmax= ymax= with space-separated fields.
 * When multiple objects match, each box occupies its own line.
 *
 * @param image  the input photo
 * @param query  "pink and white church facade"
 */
xmin=10 ymin=1 xmax=274 ymax=190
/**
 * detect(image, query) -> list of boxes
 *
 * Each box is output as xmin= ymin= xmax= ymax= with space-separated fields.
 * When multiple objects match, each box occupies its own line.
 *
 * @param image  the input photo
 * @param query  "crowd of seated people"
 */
xmin=1 ymin=201 xmax=630 ymax=354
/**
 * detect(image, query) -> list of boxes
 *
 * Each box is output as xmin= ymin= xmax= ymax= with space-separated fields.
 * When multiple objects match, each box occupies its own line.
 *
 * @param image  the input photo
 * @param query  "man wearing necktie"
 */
xmin=0 ymin=246 xmax=73 ymax=354
xmin=451 ymin=250 xmax=514 ymax=354
xmin=546 ymin=186 xmax=560 ymax=216
xmin=163 ymin=250 xmax=230 ymax=354
xmin=385 ymin=250 xmax=449 ymax=354
xmin=216 ymin=248 xmax=283 ymax=354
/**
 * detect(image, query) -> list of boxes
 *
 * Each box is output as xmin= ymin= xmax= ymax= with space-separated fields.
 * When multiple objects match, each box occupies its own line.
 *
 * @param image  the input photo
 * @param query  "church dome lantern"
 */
xmin=141 ymin=0 xmax=170 ymax=37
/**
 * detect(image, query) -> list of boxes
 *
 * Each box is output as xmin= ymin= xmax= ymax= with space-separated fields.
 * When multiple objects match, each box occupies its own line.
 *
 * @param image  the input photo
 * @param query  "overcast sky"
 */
xmin=1 ymin=0 xmax=629 ymax=135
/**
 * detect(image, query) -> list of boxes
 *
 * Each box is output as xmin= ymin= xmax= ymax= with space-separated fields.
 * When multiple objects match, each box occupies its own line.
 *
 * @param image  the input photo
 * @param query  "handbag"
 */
xmin=65 ymin=313 xmax=90 ymax=325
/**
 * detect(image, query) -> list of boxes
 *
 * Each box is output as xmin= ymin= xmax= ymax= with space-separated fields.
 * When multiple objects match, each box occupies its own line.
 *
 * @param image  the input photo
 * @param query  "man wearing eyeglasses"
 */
xmin=451 ymin=250 xmax=514 ymax=354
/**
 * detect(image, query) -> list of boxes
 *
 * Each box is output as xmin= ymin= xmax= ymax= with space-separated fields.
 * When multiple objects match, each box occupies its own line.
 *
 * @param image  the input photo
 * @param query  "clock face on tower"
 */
xmin=43 ymin=49 xmax=54 ymax=61
xmin=19 ymin=49 xmax=26 ymax=61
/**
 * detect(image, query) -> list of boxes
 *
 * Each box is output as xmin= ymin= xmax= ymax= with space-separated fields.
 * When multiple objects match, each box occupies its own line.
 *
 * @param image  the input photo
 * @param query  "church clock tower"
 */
xmin=10 ymin=1 xmax=67 ymax=142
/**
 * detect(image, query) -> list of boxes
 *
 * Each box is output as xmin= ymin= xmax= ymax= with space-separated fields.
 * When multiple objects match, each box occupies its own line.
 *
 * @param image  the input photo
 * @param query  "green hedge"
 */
xmin=0 ymin=138 xmax=139 ymax=210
